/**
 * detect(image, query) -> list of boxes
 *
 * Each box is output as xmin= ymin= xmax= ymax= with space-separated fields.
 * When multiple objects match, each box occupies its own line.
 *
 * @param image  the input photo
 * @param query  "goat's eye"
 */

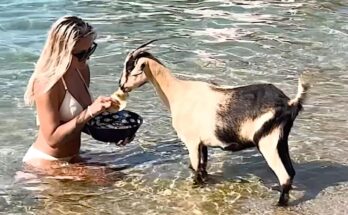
xmin=126 ymin=65 xmax=133 ymax=71
xmin=140 ymin=63 xmax=145 ymax=70
xmin=126 ymin=59 xmax=135 ymax=72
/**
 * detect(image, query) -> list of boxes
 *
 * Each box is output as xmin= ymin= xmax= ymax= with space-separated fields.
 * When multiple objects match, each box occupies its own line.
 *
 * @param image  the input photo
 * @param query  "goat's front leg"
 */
xmin=187 ymin=142 xmax=205 ymax=186
xmin=199 ymin=143 xmax=208 ymax=179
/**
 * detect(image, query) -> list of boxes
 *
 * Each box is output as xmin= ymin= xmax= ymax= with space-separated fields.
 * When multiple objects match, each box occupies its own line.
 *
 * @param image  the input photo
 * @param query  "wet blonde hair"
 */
xmin=24 ymin=16 xmax=96 ymax=105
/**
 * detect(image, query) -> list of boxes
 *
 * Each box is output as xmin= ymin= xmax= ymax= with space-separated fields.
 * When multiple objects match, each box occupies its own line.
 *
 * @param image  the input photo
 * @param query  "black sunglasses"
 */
xmin=73 ymin=42 xmax=98 ymax=61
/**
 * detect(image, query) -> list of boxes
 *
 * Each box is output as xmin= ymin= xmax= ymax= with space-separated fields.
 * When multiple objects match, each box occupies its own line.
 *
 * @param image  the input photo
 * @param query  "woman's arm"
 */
xmin=35 ymin=82 xmax=116 ymax=148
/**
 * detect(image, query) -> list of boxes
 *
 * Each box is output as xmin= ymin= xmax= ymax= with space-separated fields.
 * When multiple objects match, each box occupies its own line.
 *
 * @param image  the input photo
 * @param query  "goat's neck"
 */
xmin=145 ymin=59 xmax=180 ymax=111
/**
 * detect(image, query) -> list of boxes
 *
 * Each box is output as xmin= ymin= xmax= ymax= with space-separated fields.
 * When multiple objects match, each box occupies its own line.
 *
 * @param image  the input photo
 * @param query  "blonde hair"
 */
xmin=24 ymin=16 xmax=96 ymax=105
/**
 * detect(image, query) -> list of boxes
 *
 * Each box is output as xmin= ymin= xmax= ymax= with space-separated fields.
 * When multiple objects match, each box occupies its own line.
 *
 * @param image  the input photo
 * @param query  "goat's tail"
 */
xmin=288 ymin=75 xmax=310 ymax=108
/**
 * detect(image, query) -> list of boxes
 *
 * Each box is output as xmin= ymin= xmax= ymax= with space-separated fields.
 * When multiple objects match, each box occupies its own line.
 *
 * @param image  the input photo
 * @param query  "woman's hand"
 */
xmin=87 ymin=96 xmax=120 ymax=117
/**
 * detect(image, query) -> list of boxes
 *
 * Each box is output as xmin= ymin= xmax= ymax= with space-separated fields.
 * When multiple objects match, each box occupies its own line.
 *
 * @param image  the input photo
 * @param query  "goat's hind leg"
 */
xmin=277 ymin=122 xmax=296 ymax=205
xmin=257 ymin=126 xmax=295 ymax=206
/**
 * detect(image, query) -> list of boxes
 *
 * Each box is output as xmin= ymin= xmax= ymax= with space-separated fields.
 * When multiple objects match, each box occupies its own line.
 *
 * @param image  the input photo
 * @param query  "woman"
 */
xmin=23 ymin=16 xmax=121 ymax=170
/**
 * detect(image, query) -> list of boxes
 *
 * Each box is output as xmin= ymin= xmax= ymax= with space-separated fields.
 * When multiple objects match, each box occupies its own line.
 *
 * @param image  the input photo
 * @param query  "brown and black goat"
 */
xmin=118 ymin=40 xmax=310 ymax=206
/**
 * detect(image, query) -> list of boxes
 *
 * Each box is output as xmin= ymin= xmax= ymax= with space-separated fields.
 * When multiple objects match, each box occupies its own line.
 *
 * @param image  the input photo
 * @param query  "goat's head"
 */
xmin=118 ymin=39 xmax=158 ymax=93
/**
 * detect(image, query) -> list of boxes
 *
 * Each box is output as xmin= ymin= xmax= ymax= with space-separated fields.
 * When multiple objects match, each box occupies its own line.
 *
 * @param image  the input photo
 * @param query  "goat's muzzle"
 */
xmin=119 ymin=84 xmax=131 ymax=93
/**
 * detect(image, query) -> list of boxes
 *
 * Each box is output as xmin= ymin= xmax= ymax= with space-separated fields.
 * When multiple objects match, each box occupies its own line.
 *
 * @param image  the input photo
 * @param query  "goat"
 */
xmin=118 ymin=40 xmax=310 ymax=206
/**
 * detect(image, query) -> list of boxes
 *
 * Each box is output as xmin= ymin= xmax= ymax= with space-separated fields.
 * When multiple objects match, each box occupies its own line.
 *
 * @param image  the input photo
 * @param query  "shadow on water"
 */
xmin=82 ymin=141 xmax=348 ymax=204
xmin=291 ymin=160 xmax=348 ymax=205
xmin=8 ymin=144 xmax=348 ymax=214
xmin=81 ymin=141 xmax=186 ymax=168
xmin=82 ymin=142 xmax=348 ymax=207
xmin=213 ymin=150 xmax=348 ymax=206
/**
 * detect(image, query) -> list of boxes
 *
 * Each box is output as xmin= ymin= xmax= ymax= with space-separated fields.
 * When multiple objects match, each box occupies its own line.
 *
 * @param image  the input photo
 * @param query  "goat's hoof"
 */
xmin=192 ymin=181 xmax=205 ymax=188
xmin=192 ymin=183 xmax=204 ymax=188
xmin=201 ymin=170 xmax=208 ymax=181
xmin=192 ymin=174 xmax=205 ymax=188
xmin=277 ymin=183 xmax=292 ymax=206
xmin=193 ymin=178 xmax=204 ymax=186
xmin=277 ymin=200 xmax=288 ymax=207
xmin=277 ymin=193 xmax=289 ymax=207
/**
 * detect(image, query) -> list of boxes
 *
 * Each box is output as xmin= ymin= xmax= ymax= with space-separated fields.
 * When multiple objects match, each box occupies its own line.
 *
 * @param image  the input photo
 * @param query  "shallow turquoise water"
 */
xmin=0 ymin=0 xmax=348 ymax=214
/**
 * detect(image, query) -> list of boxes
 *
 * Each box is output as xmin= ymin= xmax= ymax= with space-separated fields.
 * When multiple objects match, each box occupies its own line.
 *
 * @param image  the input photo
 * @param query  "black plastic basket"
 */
xmin=82 ymin=110 xmax=143 ymax=143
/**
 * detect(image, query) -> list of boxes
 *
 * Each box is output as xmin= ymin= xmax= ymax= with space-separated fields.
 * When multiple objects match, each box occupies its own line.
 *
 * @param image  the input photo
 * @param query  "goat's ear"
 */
xmin=140 ymin=62 xmax=145 ymax=70
xmin=130 ymin=62 xmax=146 ymax=77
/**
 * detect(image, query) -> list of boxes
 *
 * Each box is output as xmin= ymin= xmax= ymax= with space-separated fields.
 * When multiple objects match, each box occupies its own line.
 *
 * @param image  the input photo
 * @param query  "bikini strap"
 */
xmin=61 ymin=77 xmax=68 ymax=90
xmin=76 ymin=68 xmax=92 ymax=99
xmin=76 ymin=68 xmax=89 ymax=89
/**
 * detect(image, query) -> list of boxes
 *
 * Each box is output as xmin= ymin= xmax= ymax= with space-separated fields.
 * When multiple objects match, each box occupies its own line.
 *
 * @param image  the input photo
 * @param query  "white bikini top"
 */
xmin=36 ymin=69 xmax=93 ymax=125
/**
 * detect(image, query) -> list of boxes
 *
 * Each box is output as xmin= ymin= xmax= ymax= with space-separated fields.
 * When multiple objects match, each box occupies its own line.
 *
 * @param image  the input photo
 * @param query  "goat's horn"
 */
xmin=131 ymin=39 xmax=159 ymax=57
xmin=134 ymin=39 xmax=159 ymax=51
xmin=123 ymin=39 xmax=160 ymax=72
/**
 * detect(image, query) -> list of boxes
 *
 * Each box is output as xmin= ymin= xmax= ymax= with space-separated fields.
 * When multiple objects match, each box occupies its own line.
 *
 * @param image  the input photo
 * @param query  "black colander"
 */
xmin=82 ymin=110 xmax=143 ymax=143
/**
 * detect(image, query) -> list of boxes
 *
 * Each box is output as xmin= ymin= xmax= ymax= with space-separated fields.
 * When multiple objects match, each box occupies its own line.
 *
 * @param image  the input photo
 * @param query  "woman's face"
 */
xmin=71 ymin=35 xmax=97 ymax=66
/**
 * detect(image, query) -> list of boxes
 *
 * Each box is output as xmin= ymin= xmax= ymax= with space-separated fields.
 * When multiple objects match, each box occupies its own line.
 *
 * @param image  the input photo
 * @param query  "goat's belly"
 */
xmin=203 ymin=138 xmax=228 ymax=148
xmin=172 ymin=115 xmax=227 ymax=148
xmin=174 ymin=122 xmax=229 ymax=148
xmin=222 ymin=141 xmax=255 ymax=151
xmin=175 ymin=128 xmax=227 ymax=148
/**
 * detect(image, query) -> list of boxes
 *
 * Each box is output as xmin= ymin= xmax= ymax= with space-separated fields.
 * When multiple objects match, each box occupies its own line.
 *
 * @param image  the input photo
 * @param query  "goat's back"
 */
xmin=213 ymin=84 xmax=299 ymax=144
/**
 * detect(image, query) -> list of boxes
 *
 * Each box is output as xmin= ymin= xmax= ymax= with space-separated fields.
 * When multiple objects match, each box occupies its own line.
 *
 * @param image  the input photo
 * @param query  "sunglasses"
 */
xmin=73 ymin=42 xmax=98 ymax=61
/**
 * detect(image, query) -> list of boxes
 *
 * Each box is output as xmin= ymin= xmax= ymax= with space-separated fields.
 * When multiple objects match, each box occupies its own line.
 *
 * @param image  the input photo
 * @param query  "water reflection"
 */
xmin=220 ymin=150 xmax=348 ymax=204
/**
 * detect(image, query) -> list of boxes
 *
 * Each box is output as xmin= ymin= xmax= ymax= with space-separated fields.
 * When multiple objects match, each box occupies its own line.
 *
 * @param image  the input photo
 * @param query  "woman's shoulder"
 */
xmin=33 ymin=78 xmax=65 ymax=102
